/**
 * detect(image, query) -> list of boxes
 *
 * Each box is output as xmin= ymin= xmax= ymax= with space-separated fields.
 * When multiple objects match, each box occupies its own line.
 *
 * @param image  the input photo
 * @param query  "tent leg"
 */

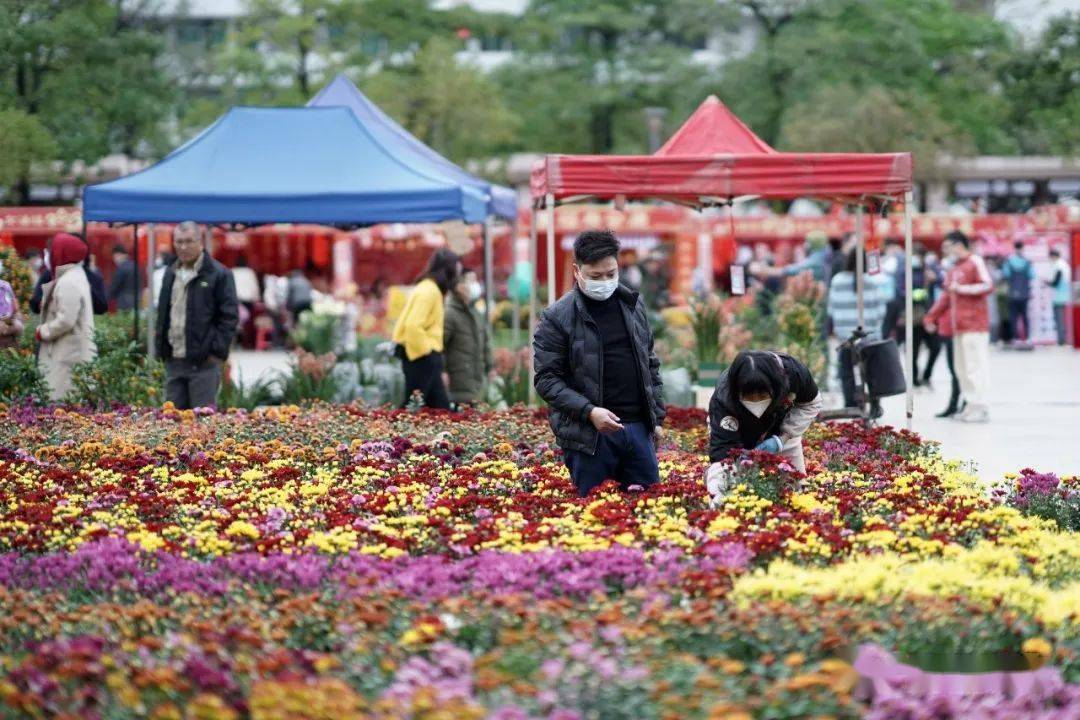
xmin=133 ymin=224 xmax=140 ymax=345
xmin=482 ymin=218 xmax=494 ymax=330
xmin=147 ymin=224 xmax=156 ymax=359
xmin=903 ymin=192 xmax=915 ymax=430
xmin=854 ymin=205 xmax=864 ymax=329
xmin=545 ymin=193 xmax=556 ymax=307
xmin=528 ymin=203 xmax=539 ymax=407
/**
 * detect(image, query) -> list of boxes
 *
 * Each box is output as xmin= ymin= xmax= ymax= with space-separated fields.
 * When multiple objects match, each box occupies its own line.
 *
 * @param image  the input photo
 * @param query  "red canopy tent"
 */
xmin=530 ymin=96 xmax=912 ymax=203
xmin=528 ymin=96 xmax=918 ymax=425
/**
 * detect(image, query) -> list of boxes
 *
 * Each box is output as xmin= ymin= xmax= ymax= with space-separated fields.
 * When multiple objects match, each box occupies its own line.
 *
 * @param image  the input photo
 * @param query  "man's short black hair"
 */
xmin=573 ymin=230 xmax=620 ymax=265
xmin=113 ymin=244 xmax=129 ymax=256
xmin=1050 ymin=248 xmax=1061 ymax=257
xmin=1014 ymin=241 xmax=1024 ymax=251
xmin=945 ymin=230 xmax=970 ymax=249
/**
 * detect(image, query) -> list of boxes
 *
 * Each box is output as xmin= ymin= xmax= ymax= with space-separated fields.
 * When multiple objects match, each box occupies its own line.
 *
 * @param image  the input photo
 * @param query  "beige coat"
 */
xmin=38 ymin=263 xmax=96 ymax=401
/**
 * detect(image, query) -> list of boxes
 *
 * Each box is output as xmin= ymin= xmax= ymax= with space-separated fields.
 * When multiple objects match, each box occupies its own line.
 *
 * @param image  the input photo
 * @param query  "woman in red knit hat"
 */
xmin=36 ymin=233 xmax=97 ymax=401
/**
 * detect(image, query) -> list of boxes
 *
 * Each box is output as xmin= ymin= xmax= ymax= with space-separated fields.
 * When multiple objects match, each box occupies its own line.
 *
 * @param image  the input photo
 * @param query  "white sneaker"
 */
xmin=959 ymin=407 xmax=989 ymax=423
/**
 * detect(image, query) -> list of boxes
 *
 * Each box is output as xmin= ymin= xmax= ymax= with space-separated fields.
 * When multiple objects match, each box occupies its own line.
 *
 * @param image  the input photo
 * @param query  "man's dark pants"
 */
xmin=166 ymin=359 xmax=222 ymax=409
xmin=564 ymin=422 xmax=659 ymax=497
xmin=1008 ymin=298 xmax=1030 ymax=341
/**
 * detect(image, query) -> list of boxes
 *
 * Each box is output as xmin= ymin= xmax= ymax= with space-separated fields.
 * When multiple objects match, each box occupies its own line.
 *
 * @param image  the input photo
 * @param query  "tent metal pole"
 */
xmin=546 ymin=193 xmax=556 ymax=307
xmin=146 ymin=224 xmax=157 ymax=359
xmin=528 ymin=202 xmax=539 ymax=407
xmin=854 ymin=205 xmax=865 ymax=329
xmin=482 ymin=218 xmax=494 ymax=330
xmin=133 ymin=224 xmax=140 ymax=345
xmin=903 ymin=192 xmax=915 ymax=430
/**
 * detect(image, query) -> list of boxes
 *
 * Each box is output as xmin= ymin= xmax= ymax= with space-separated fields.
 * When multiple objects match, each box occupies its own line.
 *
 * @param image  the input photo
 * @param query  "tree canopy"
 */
xmin=0 ymin=0 xmax=1076 ymax=200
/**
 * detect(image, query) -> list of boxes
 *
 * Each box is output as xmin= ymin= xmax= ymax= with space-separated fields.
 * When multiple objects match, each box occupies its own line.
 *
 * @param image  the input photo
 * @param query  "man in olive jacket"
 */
xmin=533 ymin=230 xmax=665 ymax=497
xmin=443 ymin=269 xmax=493 ymax=406
xmin=155 ymin=222 xmax=239 ymax=409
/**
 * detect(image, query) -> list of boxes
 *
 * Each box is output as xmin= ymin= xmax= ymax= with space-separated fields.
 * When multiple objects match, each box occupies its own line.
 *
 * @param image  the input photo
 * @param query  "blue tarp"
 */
xmin=83 ymin=106 xmax=488 ymax=225
xmin=308 ymin=74 xmax=518 ymax=220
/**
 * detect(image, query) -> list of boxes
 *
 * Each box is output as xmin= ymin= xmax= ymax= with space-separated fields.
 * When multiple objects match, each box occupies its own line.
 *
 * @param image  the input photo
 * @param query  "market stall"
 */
xmin=529 ymin=96 xmax=916 ymax=424
xmin=83 ymin=102 xmax=512 ymax=354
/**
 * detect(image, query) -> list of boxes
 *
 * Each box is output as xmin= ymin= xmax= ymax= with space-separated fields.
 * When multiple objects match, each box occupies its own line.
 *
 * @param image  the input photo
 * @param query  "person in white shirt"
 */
xmin=231 ymin=255 xmax=261 ymax=307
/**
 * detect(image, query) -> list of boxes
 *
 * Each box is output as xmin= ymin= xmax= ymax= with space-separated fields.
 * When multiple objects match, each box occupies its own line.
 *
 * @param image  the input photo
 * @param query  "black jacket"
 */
xmin=109 ymin=259 xmax=139 ymax=311
xmin=155 ymin=255 xmax=239 ymax=364
xmin=533 ymin=285 xmax=665 ymax=454
xmin=31 ymin=266 xmax=108 ymax=315
xmin=708 ymin=352 xmax=818 ymax=462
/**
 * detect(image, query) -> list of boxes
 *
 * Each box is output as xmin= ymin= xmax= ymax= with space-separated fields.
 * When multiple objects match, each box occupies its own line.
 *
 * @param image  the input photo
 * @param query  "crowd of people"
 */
xmin=1 ymin=219 xmax=1070 ymax=432
xmin=741 ymin=226 xmax=1072 ymax=425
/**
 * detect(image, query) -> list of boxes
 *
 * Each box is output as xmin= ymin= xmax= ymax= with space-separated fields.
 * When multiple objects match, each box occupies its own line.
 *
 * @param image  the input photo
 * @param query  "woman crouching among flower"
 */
xmin=705 ymin=350 xmax=822 ymax=498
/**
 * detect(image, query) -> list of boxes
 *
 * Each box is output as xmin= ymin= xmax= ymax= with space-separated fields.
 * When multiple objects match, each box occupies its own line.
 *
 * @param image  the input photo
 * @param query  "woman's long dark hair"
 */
xmin=726 ymin=350 xmax=788 ymax=407
xmin=422 ymin=248 xmax=461 ymax=294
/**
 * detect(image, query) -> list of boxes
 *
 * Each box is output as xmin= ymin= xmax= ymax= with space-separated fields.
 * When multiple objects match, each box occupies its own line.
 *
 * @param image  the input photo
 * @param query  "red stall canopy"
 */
xmin=655 ymin=95 xmax=776 ymax=156
xmin=526 ymin=95 xmax=918 ymax=424
xmin=530 ymin=96 xmax=912 ymax=203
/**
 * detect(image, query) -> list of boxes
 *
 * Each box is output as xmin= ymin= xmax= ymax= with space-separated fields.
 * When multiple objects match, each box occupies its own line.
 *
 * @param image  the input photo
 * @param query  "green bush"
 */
xmin=65 ymin=312 xmax=165 ymax=409
xmin=290 ymin=309 xmax=338 ymax=354
xmin=218 ymin=371 xmax=277 ymax=411
xmin=276 ymin=352 xmax=340 ymax=404
xmin=0 ymin=348 xmax=47 ymax=406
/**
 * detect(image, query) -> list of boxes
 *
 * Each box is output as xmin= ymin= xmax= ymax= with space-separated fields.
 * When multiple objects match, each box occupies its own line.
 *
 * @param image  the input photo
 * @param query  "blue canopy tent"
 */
xmin=308 ymin=74 xmax=518 ymax=220
xmin=83 ymin=106 xmax=487 ymax=225
xmin=83 ymin=104 xmax=503 ymax=353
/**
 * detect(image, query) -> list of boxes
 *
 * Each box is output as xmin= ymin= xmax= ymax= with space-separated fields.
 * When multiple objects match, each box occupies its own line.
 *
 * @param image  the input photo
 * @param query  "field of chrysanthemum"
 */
xmin=0 ymin=403 xmax=1077 ymax=720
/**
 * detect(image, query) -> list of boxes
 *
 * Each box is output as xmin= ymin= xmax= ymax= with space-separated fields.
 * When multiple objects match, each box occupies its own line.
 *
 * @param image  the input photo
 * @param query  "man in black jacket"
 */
xmin=108 ymin=245 xmax=139 ymax=311
xmin=155 ymin=222 xmax=239 ymax=409
xmin=533 ymin=230 xmax=665 ymax=496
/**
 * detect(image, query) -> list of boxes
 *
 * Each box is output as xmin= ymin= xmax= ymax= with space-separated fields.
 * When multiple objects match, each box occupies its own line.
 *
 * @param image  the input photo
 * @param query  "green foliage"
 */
xmin=778 ymin=85 xmax=972 ymax=180
xmin=497 ymin=0 xmax=727 ymax=153
xmin=5 ymin=0 xmax=1079 ymax=202
xmin=1000 ymin=12 xmax=1080 ymax=155
xmin=688 ymin=295 xmax=722 ymax=365
xmin=0 ymin=0 xmax=173 ymax=200
xmin=492 ymin=348 xmax=531 ymax=406
xmin=0 ymin=109 xmax=56 ymax=191
xmin=290 ymin=309 xmax=338 ymax=355
xmin=0 ymin=348 xmax=47 ymax=406
xmin=719 ymin=0 xmax=1014 ymax=156
xmin=276 ymin=361 xmax=340 ymax=405
xmin=363 ymin=38 xmax=519 ymax=163
xmin=65 ymin=313 xmax=164 ymax=409
xmin=217 ymin=371 xmax=277 ymax=411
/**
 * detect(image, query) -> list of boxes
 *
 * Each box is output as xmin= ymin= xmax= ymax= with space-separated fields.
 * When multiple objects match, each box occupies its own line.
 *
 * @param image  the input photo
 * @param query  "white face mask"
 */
xmin=579 ymin=273 xmax=619 ymax=301
xmin=468 ymin=282 xmax=482 ymax=302
xmin=741 ymin=398 xmax=771 ymax=418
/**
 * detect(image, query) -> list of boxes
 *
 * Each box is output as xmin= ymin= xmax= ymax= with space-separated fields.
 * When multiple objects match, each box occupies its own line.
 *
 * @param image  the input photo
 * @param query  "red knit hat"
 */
xmin=49 ymin=233 xmax=88 ymax=273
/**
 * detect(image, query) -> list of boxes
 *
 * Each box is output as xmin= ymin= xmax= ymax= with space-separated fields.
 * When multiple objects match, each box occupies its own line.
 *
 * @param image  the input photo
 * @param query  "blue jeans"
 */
xmin=564 ymin=422 xmax=660 ymax=497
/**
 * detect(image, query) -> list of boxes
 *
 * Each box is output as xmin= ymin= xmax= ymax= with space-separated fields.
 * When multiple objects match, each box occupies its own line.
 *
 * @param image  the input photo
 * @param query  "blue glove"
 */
xmin=755 ymin=435 xmax=783 ymax=453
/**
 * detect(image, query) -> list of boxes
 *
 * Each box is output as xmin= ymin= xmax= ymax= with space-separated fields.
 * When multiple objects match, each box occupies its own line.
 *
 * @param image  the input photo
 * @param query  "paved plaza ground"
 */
xmin=232 ymin=343 xmax=1080 ymax=484
xmin=877 ymin=344 xmax=1080 ymax=483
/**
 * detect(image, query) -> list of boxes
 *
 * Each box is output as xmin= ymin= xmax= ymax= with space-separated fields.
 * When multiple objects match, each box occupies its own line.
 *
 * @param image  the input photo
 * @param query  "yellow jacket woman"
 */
xmin=392 ymin=249 xmax=459 ymax=409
